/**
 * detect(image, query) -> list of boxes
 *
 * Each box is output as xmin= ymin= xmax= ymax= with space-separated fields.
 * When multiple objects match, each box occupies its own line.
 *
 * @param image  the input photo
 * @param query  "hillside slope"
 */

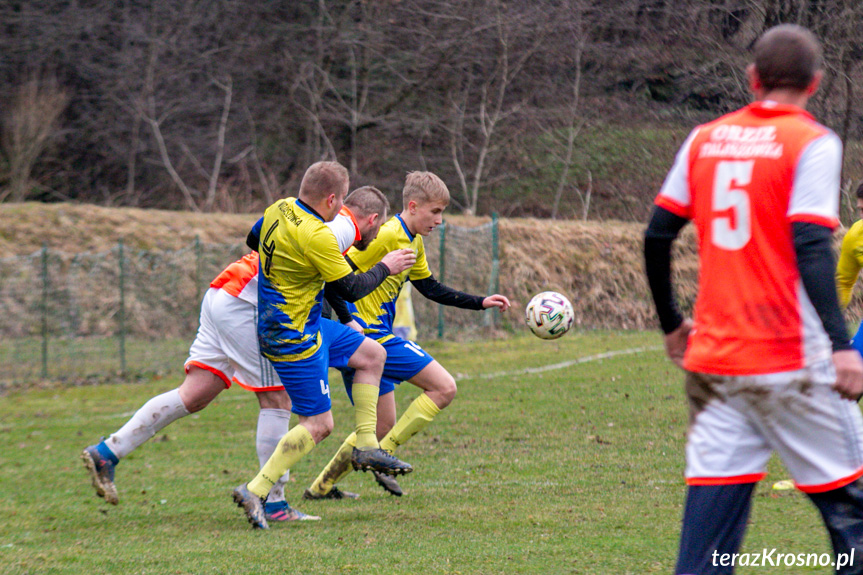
xmin=1 ymin=203 xmax=697 ymax=331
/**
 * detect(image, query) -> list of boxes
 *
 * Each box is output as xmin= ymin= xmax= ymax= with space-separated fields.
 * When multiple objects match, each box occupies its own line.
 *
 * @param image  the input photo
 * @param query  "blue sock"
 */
xmin=676 ymin=483 xmax=755 ymax=574
xmin=807 ymin=479 xmax=863 ymax=574
xmin=96 ymin=441 xmax=119 ymax=465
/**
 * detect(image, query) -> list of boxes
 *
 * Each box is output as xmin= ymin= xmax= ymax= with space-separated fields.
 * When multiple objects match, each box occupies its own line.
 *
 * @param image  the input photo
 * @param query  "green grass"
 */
xmin=0 ymin=331 xmax=842 ymax=574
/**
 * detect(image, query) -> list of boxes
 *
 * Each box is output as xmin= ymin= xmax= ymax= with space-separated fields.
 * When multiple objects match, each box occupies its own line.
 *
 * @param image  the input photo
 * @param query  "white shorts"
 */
xmin=685 ymin=361 xmax=863 ymax=493
xmin=184 ymin=288 xmax=282 ymax=392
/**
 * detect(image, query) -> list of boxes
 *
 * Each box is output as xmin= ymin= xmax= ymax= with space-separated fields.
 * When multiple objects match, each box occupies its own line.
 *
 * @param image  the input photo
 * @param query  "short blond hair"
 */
xmin=403 ymin=171 xmax=450 ymax=206
xmin=299 ymin=161 xmax=349 ymax=203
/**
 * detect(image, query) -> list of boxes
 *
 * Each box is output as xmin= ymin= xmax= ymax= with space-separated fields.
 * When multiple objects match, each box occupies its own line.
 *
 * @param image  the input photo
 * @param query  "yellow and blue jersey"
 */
xmin=346 ymin=214 xmax=432 ymax=342
xmin=837 ymin=220 xmax=863 ymax=309
xmin=258 ymin=197 xmax=353 ymax=361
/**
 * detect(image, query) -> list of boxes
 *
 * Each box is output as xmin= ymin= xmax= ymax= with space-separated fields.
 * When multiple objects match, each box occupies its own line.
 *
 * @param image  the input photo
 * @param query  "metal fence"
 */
xmin=0 ymin=218 xmax=500 ymax=387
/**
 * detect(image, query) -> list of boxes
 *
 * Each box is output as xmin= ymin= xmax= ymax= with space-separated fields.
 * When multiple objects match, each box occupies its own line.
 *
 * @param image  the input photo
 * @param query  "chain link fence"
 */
xmin=0 ymin=219 xmax=499 ymax=387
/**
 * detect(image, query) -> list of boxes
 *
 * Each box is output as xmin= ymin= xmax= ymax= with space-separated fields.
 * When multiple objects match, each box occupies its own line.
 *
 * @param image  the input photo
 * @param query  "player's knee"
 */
xmin=440 ymin=376 xmax=457 ymax=406
xmin=354 ymin=340 xmax=387 ymax=372
xmin=430 ymin=375 xmax=457 ymax=408
xmin=180 ymin=389 xmax=216 ymax=413
xmin=304 ymin=414 xmax=334 ymax=443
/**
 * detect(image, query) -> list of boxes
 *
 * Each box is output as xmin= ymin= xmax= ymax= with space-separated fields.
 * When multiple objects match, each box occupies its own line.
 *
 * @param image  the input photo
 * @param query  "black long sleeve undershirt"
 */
xmin=792 ymin=221 xmax=851 ymax=352
xmin=643 ymin=206 xmax=688 ymax=334
xmin=328 ymin=260 xmax=391 ymax=303
xmin=412 ymin=275 xmax=485 ymax=310
xmin=324 ymin=285 xmax=354 ymax=323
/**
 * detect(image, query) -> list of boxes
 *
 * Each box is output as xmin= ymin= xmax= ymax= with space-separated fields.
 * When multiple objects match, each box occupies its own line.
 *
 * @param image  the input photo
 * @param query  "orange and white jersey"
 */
xmin=207 ymin=208 xmax=360 ymax=307
xmin=656 ymin=101 xmax=842 ymax=375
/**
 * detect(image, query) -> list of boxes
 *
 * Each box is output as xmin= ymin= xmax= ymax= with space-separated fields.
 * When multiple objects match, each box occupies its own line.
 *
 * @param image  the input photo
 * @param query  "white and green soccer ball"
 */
xmin=525 ymin=291 xmax=574 ymax=340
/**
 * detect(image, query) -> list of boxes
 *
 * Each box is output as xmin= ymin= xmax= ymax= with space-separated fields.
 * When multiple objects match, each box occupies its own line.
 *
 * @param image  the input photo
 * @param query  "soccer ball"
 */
xmin=525 ymin=291 xmax=574 ymax=340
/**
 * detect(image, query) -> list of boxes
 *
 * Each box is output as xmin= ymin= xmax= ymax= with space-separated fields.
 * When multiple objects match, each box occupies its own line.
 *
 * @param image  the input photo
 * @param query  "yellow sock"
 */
xmin=308 ymin=433 xmax=357 ymax=496
xmin=248 ymin=425 xmax=315 ymax=498
xmin=380 ymin=393 xmax=441 ymax=454
xmin=352 ymin=383 xmax=380 ymax=450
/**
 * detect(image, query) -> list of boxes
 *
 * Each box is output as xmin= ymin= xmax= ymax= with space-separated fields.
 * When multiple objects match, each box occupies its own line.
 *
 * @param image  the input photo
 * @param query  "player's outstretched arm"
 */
xmin=412 ymin=275 xmax=485 ymax=310
xmin=482 ymin=294 xmax=511 ymax=312
xmin=327 ymin=249 xmax=416 ymax=304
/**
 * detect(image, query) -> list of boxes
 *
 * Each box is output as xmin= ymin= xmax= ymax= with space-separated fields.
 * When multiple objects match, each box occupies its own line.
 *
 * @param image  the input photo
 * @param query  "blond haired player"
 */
xmin=231 ymin=162 xmax=417 ymax=529
xmin=645 ymin=25 xmax=863 ymax=574
xmin=303 ymin=171 xmax=510 ymax=500
xmin=82 ymin=186 xmax=390 ymax=523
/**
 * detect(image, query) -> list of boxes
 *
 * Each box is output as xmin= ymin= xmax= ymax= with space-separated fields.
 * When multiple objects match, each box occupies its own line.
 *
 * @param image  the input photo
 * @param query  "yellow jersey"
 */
xmin=258 ymin=197 xmax=353 ymax=361
xmin=346 ymin=214 xmax=432 ymax=342
xmin=836 ymin=220 xmax=863 ymax=309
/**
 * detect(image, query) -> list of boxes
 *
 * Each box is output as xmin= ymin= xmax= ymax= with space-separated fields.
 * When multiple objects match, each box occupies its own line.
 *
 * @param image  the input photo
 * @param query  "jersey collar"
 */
xmin=749 ymin=100 xmax=814 ymax=121
xmin=295 ymin=198 xmax=325 ymax=222
xmin=395 ymin=213 xmax=414 ymax=242
xmin=339 ymin=206 xmax=362 ymax=246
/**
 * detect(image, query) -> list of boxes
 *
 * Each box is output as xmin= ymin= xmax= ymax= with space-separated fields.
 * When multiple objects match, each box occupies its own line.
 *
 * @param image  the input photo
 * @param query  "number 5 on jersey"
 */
xmin=712 ymin=160 xmax=753 ymax=250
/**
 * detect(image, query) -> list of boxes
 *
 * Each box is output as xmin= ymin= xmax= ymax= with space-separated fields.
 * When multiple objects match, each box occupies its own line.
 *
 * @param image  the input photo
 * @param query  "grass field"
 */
xmin=0 ymin=331 xmax=843 ymax=574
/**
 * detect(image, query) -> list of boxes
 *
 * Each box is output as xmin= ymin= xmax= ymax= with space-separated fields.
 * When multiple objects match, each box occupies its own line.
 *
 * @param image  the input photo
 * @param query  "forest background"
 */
xmin=2 ymin=0 xmax=863 ymax=222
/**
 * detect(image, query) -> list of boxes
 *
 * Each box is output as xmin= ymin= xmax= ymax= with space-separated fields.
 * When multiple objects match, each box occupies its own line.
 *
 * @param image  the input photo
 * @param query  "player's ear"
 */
xmin=408 ymin=200 xmax=417 ymax=215
xmin=746 ymin=63 xmax=762 ymax=96
xmin=326 ymin=193 xmax=337 ymax=208
xmin=806 ymin=70 xmax=823 ymax=96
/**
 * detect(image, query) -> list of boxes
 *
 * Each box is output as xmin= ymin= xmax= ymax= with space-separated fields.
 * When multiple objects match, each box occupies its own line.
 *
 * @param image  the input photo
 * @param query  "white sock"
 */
xmin=105 ymin=388 xmax=190 ymax=459
xmin=257 ymin=408 xmax=292 ymax=502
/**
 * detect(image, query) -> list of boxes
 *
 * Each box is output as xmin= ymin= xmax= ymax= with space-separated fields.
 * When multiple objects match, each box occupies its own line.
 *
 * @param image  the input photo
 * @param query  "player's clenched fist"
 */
xmin=380 ymin=248 xmax=416 ymax=275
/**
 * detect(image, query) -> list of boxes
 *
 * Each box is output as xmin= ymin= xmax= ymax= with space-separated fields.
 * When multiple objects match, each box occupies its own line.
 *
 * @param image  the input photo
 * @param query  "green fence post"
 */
xmin=41 ymin=244 xmax=48 ymax=379
xmin=437 ymin=221 xmax=447 ymax=339
xmin=484 ymin=212 xmax=500 ymax=328
xmin=118 ymin=238 xmax=126 ymax=376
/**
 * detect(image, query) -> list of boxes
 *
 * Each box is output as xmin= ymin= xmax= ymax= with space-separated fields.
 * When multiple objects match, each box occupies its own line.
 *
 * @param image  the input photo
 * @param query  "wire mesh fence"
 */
xmin=0 ymin=218 xmax=499 ymax=387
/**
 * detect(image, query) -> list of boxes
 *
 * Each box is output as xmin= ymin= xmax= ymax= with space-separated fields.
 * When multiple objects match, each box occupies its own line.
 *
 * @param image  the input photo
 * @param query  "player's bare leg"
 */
xmin=378 ymin=360 xmax=451 ymax=454
xmin=82 ymin=367 xmax=225 ymax=504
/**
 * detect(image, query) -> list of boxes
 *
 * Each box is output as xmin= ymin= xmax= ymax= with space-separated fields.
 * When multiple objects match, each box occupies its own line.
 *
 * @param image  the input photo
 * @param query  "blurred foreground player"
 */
xmin=644 ymin=25 xmax=863 ymax=575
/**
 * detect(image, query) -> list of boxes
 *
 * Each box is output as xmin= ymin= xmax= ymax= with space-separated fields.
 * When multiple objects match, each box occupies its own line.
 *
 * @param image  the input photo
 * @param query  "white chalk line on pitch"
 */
xmin=454 ymin=345 xmax=663 ymax=381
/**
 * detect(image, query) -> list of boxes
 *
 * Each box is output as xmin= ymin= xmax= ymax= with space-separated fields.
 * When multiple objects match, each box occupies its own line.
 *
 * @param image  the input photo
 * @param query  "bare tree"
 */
xmin=0 ymin=74 xmax=68 ymax=203
xmin=446 ymin=2 xmax=547 ymax=214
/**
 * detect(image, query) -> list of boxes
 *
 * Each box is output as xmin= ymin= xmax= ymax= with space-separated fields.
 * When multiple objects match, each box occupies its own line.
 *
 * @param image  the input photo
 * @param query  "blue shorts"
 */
xmin=270 ymin=319 xmax=366 ymax=416
xmin=342 ymin=336 xmax=434 ymax=402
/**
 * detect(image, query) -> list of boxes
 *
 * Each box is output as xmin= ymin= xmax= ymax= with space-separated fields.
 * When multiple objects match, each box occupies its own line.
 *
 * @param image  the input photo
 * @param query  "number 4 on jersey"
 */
xmin=712 ymin=160 xmax=753 ymax=250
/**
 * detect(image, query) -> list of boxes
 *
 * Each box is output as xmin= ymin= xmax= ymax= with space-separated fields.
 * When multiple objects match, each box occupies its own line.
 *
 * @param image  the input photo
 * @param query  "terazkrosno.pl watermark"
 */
xmin=712 ymin=549 xmax=855 ymax=570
